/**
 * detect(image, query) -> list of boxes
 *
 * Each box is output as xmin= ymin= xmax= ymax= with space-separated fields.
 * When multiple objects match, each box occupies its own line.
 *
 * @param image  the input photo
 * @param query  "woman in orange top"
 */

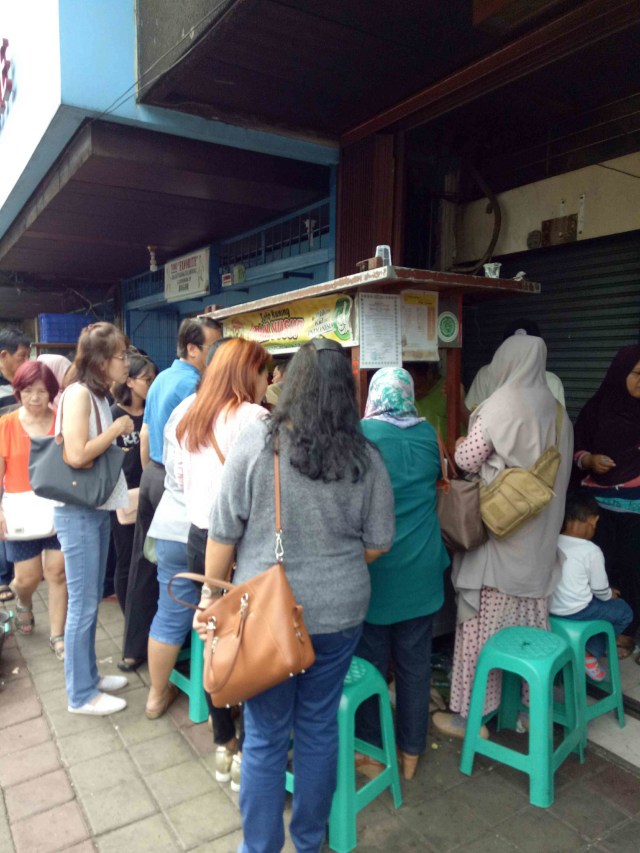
xmin=0 ymin=361 xmax=67 ymax=658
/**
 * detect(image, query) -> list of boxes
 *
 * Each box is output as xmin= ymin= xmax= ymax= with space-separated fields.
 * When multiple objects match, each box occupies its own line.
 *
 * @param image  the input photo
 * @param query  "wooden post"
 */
xmin=446 ymin=348 xmax=461 ymax=457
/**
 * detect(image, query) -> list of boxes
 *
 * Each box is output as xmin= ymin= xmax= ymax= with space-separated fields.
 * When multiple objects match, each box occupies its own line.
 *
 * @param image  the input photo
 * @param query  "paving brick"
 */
xmin=0 ymin=793 xmax=14 ymax=853
xmin=45 ymin=707 xmax=106 ymax=740
xmin=0 ymin=740 xmax=60 ymax=788
xmin=129 ymin=731 xmax=196 ymax=775
xmin=11 ymin=800 xmax=89 ymax=853
xmin=0 ymin=695 xmax=42 ymax=728
xmin=25 ymin=653 xmax=66 ymax=676
xmin=37 ymin=686 xmax=69 ymax=716
xmin=5 ymin=768 xmax=74 ymax=823
xmin=183 ymin=720 xmax=216 ymax=755
xmin=80 ymin=778 xmax=157 ymax=836
xmin=70 ymin=750 xmax=139 ymax=797
xmin=30 ymin=667 xmax=68 ymax=694
xmin=95 ymin=814 xmax=177 ymax=853
xmin=0 ymin=716 xmax=50 ymax=758
xmin=168 ymin=694 xmax=196 ymax=729
xmin=167 ymin=790 xmax=242 ymax=849
xmin=191 ymin=829 xmax=244 ymax=852
xmin=114 ymin=711 xmax=177 ymax=746
xmin=146 ymin=760 xmax=216 ymax=810
xmin=57 ymin=727 xmax=123 ymax=767
xmin=65 ymin=843 xmax=97 ymax=853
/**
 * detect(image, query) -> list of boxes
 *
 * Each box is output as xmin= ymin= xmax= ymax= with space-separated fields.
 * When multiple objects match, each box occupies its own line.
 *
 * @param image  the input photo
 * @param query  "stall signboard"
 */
xmin=165 ymin=248 xmax=210 ymax=302
xmin=223 ymin=294 xmax=356 ymax=353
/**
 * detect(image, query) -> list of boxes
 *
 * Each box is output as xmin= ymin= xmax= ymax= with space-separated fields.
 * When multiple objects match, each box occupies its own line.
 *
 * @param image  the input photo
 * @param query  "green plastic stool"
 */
xmin=460 ymin=626 xmax=584 ymax=808
xmin=549 ymin=615 xmax=625 ymax=745
xmin=285 ymin=656 xmax=402 ymax=853
xmin=169 ymin=629 xmax=208 ymax=724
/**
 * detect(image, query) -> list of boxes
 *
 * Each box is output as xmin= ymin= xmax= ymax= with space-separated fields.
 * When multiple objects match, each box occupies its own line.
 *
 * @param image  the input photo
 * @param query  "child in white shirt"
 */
xmin=550 ymin=491 xmax=633 ymax=682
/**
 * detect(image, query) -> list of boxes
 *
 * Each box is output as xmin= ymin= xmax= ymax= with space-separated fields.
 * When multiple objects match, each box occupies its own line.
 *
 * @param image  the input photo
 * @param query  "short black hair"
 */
xmin=177 ymin=319 xmax=206 ymax=358
xmin=0 ymin=327 xmax=30 ymax=353
xmin=563 ymin=490 xmax=601 ymax=525
xmin=200 ymin=316 xmax=223 ymax=333
xmin=502 ymin=318 xmax=541 ymax=340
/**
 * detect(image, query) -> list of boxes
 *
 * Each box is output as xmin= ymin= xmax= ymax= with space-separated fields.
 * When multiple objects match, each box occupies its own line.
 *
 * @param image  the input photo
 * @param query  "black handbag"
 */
xmin=29 ymin=391 xmax=124 ymax=509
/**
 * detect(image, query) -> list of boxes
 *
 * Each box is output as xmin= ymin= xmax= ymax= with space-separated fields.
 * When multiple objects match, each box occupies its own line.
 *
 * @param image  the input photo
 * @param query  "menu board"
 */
xmin=358 ymin=292 xmax=402 ymax=369
xmin=401 ymin=290 xmax=439 ymax=361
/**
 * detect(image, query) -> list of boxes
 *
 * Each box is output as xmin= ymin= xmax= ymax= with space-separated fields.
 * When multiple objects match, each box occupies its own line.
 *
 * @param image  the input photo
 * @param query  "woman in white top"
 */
xmin=143 ymin=338 xmax=269 ymax=725
xmin=55 ymin=323 xmax=133 ymax=716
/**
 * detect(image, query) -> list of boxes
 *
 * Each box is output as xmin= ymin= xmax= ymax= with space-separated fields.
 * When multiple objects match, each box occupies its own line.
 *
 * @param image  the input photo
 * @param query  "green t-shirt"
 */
xmin=415 ymin=376 xmax=447 ymax=441
xmin=361 ymin=419 xmax=450 ymax=624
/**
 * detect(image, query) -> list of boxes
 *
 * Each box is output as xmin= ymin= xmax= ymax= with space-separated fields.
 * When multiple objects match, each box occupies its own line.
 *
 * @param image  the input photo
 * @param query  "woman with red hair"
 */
xmin=144 ymin=337 xmax=269 ymax=734
xmin=0 ymin=361 xmax=67 ymax=657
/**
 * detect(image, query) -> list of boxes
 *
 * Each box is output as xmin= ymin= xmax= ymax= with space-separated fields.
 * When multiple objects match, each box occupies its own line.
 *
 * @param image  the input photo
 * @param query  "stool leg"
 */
xmin=527 ymin=674 xmax=554 ymax=808
xmin=460 ymin=663 xmax=490 ymax=776
xmin=378 ymin=689 xmax=402 ymax=807
xmin=328 ymin=696 xmax=357 ymax=853
xmin=188 ymin=632 xmax=208 ymax=724
xmin=604 ymin=628 xmax=626 ymax=729
xmin=497 ymin=671 xmax=521 ymax=732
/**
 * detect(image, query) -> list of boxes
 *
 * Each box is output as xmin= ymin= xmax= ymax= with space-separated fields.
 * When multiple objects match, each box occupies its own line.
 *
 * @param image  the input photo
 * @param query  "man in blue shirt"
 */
xmin=120 ymin=317 xmax=222 ymax=670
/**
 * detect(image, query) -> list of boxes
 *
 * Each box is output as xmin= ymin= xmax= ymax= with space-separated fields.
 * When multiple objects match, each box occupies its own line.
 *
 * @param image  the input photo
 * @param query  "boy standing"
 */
xmin=550 ymin=491 xmax=633 ymax=681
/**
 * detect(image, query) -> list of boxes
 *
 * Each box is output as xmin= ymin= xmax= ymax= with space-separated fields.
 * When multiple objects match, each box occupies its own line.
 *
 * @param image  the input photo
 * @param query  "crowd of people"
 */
xmin=0 ymin=313 xmax=638 ymax=852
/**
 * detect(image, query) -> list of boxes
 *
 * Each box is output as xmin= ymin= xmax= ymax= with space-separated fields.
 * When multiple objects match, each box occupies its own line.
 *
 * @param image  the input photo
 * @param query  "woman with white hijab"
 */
xmin=433 ymin=335 xmax=573 ymax=738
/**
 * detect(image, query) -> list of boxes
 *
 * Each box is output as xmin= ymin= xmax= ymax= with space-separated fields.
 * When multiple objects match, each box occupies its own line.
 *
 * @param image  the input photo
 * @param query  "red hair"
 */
xmin=177 ymin=338 xmax=269 ymax=453
xmin=12 ymin=361 xmax=59 ymax=403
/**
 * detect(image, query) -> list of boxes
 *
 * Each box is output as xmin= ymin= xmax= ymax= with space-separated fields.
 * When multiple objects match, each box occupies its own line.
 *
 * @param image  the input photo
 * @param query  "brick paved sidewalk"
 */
xmin=3 ymin=589 xmax=640 ymax=852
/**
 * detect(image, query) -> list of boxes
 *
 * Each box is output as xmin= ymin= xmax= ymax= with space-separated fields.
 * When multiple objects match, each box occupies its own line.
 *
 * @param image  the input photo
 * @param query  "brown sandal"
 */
xmin=145 ymin=683 xmax=179 ymax=720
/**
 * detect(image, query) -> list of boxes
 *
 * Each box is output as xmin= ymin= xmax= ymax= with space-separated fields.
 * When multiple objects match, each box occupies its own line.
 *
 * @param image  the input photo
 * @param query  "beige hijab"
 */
xmin=453 ymin=336 xmax=573 ymax=620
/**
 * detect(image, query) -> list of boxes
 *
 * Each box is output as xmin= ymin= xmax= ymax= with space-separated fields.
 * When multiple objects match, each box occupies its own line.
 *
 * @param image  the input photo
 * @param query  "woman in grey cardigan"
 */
xmin=199 ymin=338 xmax=395 ymax=853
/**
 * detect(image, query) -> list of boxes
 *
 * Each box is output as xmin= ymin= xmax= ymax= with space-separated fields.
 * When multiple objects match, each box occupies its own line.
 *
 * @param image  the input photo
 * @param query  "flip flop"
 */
xmin=0 ymin=584 xmax=15 ymax=603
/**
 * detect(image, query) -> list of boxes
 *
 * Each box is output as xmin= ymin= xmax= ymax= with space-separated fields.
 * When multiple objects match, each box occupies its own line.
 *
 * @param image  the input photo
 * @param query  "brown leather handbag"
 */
xmin=436 ymin=435 xmax=487 ymax=552
xmin=169 ymin=437 xmax=315 ymax=708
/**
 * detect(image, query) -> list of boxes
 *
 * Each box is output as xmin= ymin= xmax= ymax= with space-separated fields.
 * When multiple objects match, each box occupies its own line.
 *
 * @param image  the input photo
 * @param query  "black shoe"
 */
xmin=117 ymin=658 xmax=144 ymax=672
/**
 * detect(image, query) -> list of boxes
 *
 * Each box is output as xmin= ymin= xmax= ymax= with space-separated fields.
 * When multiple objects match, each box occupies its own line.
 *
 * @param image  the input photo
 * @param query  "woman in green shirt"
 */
xmin=356 ymin=367 xmax=450 ymax=781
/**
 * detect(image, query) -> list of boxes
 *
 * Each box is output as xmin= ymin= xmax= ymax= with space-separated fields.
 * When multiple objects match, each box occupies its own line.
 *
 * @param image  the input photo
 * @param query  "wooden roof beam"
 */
xmin=341 ymin=0 xmax=639 ymax=146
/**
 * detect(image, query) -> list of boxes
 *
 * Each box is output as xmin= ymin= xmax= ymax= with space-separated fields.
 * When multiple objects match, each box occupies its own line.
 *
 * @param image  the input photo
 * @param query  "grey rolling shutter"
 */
xmin=462 ymin=230 xmax=640 ymax=420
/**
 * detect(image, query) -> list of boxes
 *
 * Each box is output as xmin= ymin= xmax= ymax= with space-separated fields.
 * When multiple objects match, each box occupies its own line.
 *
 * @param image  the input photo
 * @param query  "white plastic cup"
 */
xmin=375 ymin=245 xmax=392 ymax=266
xmin=483 ymin=262 xmax=502 ymax=278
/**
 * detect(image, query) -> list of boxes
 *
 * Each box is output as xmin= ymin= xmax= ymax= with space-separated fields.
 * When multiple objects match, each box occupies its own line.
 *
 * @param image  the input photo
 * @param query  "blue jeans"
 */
xmin=54 ymin=505 xmax=111 ymax=708
xmin=0 ymin=540 xmax=14 ymax=586
xmin=355 ymin=614 xmax=434 ymax=755
xmin=149 ymin=538 xmax=196 ymax=646
xmin=559 ymin=597 xmax=633 ymax=658
xmin=240 ymin=625 xmax=362 ymax=853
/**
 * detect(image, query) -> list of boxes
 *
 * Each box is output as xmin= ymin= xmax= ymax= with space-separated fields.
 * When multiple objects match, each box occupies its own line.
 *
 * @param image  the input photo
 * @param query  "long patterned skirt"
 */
xmin=449 ymin=586 xmax=548 ymax=718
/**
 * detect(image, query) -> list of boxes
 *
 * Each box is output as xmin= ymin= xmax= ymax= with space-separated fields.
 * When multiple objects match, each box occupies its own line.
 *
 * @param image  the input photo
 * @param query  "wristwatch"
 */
xmin=200 ymin=585 xmax=216 ymax=599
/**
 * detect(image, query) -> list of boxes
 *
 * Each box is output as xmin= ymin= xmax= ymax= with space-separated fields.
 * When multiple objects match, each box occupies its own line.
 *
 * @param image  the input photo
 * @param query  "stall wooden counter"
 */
xmin=203 ymin=266 xmax=540 ymax=453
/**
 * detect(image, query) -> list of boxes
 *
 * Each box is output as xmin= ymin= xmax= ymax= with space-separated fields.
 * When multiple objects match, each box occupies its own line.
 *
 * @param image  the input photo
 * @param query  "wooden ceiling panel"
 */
xmin=0 ymin=121 xmax=330 ymax=288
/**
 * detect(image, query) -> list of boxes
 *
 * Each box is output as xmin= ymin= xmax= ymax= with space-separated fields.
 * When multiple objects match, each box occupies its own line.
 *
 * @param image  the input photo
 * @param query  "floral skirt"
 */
xmin=449 ymin=586 xmax=548 ymax=718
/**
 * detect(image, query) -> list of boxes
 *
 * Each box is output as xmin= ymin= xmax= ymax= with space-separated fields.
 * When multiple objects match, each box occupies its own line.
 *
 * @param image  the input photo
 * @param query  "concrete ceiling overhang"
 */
xmin=0 ymin=120 xmax=330 ymax=307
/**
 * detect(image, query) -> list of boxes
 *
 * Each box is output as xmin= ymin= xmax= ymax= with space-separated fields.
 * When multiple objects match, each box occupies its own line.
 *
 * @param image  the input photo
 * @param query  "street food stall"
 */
xmin=202 ymin=264 xmax=540 ymax=454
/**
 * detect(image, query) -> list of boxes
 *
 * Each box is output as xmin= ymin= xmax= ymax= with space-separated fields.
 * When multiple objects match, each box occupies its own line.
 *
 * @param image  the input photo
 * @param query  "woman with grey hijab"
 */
xmin=433 ymin=335 xmax=573 ymax=739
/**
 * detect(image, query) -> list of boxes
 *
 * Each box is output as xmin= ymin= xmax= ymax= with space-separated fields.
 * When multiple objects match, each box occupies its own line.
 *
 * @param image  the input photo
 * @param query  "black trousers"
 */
xmin=187 ymin=523 xmax=243 ymax=748
xmin=593 ymin=506 xmax=640 ymax=638
xmin=122 ymin=461 xmax=165 ymax=660
xmin=111 ymin=512 xmax=136 ymax=614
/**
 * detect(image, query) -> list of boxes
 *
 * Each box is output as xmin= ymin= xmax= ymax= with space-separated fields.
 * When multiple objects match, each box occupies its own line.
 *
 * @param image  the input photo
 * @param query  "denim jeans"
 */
xmin=54 ymin=505 xmax=111 ymax=708
xmin=240 ymin=625 xmax=362 ymax=853
xmin=558 ymin=596 xmax=633 ymax=658
xmin=355 ymin=613 xmax=434 ymax=755
xmin=0 ymin=540 xmax=14 ymax=587
xmin=149 ymin=538 xmax=196 ymax=646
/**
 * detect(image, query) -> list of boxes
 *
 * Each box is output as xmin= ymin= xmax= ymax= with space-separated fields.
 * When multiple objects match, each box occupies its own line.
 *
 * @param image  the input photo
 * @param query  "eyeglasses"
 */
xmin=113 ymin=353 xmax=130 ymax=362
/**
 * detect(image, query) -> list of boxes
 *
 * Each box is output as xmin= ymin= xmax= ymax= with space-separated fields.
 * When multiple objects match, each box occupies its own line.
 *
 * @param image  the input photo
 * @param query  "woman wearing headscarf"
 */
xmin=433 ymin=335 xmax=573 ymax=738
xmin=573 ymin=345 xmax=640 ymax=657
xmin=37 ymin=354 xmax=72 ymax=406
xmin=355 ymin=367 xmax=449 ymax=781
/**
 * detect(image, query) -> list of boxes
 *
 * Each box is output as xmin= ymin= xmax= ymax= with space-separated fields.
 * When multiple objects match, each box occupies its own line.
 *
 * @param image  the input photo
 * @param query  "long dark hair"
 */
xmin=269 ymin=341 xmax=370 ymax=482
xmin=112 ymin=352 xmax=156 ymax=406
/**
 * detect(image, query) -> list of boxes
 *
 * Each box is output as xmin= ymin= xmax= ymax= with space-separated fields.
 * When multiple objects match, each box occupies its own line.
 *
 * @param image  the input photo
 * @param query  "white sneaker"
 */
xmin=68 ymin=692 xmax=127 ymax=716
xmin=97 ymin=675 xmax=129 ymax=692
xmin=230 ymin=753 xmax=241 ymax=793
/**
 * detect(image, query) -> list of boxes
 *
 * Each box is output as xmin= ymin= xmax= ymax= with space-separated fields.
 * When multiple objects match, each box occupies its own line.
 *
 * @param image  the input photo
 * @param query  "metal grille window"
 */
xmin=219 ymin=201 xmax=330 ymax=272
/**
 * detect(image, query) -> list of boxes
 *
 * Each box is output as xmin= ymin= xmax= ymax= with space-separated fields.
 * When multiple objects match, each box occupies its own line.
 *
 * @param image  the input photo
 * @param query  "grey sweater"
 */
xmin=209 ymin=420 xmax=395 ymax=634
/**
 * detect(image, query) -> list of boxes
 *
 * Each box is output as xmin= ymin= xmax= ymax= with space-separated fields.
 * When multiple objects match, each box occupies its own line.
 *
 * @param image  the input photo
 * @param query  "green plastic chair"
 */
xmin=549 ymin=615 xmax=625 ymax=745
xmin=460 ymin=626 xmax=584 ymax=808
xmin=285 ymin=656 xmax=403 ymax=853
xmin=169 ymin=629 xmax=208 ymax=724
